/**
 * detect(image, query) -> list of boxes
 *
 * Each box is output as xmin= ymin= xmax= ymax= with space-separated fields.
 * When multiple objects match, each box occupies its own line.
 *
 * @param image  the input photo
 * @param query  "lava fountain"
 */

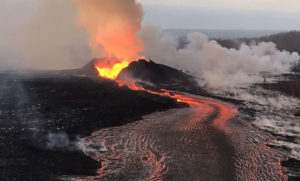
xmin=71 ymin=0 xmax=224 ymax=107
xmin=71 ymin=0 xmax=144 ymax=80
xmin=94 ymin=58 xmax=129 ymax=80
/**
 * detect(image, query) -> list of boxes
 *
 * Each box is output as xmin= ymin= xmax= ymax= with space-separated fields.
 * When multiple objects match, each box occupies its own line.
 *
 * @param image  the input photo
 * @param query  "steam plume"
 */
xmin=139 ymin=26 xmax=300 ymax=88
xmin=71 ymin=0 xmax=144 ymax=60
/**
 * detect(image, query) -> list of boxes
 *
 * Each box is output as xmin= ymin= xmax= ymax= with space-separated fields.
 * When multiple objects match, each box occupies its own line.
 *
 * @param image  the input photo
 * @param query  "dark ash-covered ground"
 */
xmin=261 ymin=74 xmax=300 ymax=180
xmin=0 ymin=71 xmax=186 ymax=181
xmin=262 ymin=74 xmax=300 ymax=99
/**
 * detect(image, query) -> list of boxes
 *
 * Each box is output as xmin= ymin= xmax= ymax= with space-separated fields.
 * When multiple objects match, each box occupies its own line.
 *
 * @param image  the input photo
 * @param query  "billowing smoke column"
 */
xmin=0 ymin=0 xmax=91 ymax=70
xmin=139 ymin=26 xmax=300 ymax=88
xmin=71 ymin=0 xmax=144 ymax=79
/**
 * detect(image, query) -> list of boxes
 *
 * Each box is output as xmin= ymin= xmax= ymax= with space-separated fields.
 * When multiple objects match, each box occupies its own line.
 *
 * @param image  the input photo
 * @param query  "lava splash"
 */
xmin=94 ymin=58 xmax=130 ymax=80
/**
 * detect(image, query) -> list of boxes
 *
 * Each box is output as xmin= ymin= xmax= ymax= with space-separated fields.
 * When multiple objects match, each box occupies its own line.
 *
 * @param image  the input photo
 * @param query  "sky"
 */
xmin=139 ymin=0 xmax=300 ymax=30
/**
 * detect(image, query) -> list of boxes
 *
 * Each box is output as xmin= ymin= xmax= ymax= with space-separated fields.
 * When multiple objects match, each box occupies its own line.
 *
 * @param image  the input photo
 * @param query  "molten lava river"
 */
xmin=75 ymin=62 xmax=287 ymax=181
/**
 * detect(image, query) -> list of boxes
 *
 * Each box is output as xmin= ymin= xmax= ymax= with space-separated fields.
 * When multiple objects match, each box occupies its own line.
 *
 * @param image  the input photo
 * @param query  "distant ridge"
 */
xmin=164 ymin=29 xmax=284 ymax=39
xmin=216 ymin=31 xmax=300 ymax=55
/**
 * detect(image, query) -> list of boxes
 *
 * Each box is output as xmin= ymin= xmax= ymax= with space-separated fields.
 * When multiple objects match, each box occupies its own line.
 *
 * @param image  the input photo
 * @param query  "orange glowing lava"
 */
xmin=95 ymin=60 xmax=129 ymax=80
xmin=114 ymin=80 xmax=201 ymax=106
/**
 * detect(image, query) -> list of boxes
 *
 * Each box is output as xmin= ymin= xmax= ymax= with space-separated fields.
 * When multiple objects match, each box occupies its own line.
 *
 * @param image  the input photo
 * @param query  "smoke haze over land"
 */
xmin=0 ymin=0 xmax=299 ymax=85
xmin=0 ymin=0 xmax=92 ymax=70
xmin=0 ymin=0 xmax=143 ymax=69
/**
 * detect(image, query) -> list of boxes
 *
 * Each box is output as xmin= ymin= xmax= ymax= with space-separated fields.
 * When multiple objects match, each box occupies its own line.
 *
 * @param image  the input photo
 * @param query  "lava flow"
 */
xmin=82 ymin=70 xmax=286 ymax=180
xmin=88 ymin=61 xmax=287 ymax=181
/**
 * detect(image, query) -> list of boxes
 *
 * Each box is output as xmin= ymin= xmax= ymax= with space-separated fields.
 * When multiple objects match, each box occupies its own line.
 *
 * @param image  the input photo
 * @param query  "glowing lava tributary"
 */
xmin=94 ymin=60 xmax=234 ymax=122
xmin=94 ymin=60 xmax=202 ymax=106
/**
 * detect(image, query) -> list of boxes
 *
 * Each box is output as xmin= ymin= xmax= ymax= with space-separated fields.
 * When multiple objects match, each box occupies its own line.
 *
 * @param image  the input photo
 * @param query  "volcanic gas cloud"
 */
xmin=71 ymin=0 xmax=144 ymax=80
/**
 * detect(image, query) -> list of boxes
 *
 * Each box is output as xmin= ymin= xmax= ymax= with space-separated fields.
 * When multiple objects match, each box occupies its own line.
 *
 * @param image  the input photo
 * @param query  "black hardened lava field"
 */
xmin=0 ymin=71 xmax=186 ymax=180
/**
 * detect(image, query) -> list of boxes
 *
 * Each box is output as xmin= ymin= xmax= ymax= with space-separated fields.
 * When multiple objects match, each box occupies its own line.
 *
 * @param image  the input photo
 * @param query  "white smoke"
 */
xmin=46 ymin=132 xmax=76 ymax=150
xmin=46 ymin=132 xmax=108 ymax=153
xmin=139 ymin=26 xmax=299 ymax=88
xmin=0 ymin=0 xmax=91 ymax=70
